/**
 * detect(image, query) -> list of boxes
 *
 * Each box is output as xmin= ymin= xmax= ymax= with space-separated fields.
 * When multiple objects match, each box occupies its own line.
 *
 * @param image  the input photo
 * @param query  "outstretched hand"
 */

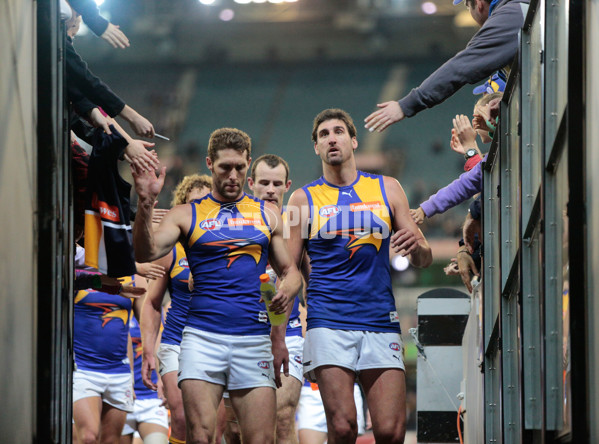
xmin=131 ymin=165 xmax=166 ymax=203
xmin=450 ymin=129 xmax=466 ymax=155
xmin=452 ymin=114 xmax=477 ymax=149
xmin=89 ymin=107 xmax=112 ymax=134
xmin=135 ymin=261 xmax=166 ymax=280
xmin=409 ymin=207 xmax=426 ymax=225
xmin=124 ymin=140 xmax=159 ymax=172
xmin=364 ymin=101 xmax=405 ymax=132
xmin=456 ymin=250 xmax=479 ymax=293
xmin=128 ymin=113 xmax=155 ymax=138
xmin=101 ymin=22 xmax=130 ymax=49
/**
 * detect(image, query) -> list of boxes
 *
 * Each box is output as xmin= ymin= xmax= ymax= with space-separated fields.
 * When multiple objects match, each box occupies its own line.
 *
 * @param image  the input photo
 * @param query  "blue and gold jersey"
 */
xmin=302 ymin=171 xmax=399 ymax=333
xmin=162 ymin=242 xmax=191 ymax=346
xmin=73 ymin=276 xmax=134 ymax=373
xmin=185 ymin=193 xmax=272 ymax=335
xmin=129 ymin=316 xmax=158 ymax=400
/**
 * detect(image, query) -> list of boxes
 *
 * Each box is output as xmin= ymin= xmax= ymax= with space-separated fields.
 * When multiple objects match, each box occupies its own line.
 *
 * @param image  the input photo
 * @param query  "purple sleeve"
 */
xmin=420 ymin=155 xmax=485 ymax=218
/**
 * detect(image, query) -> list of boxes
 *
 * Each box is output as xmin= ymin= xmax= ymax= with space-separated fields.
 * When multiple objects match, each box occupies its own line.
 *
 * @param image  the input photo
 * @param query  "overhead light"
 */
xmin=94 ymin=0 xmax=105 ymax=6
xmin=219 ymin=8 xmax=235 ymax=20
xmin=199 ymin=0 xmax=216 ymax=4
xmin=421 ymin=1 xmax=437 ymax=14
xmin=234 ymin=0 xmax=252 ymax=3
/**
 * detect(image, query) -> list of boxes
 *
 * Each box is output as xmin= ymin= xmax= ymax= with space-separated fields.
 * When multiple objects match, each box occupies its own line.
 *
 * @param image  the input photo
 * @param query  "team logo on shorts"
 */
xmin=179 ymin=258 xmax=189 ymax=268
xmin=257 ymin=361 xmax=271 ymax=369
xmin=294 ymin=355 xmax=302 ymax=364
xmin=125 ymin=389 xmax=132 ymax=399
xmin=389 ymin=342 xmax=401 ymax=351
xmin=157 ymin=409 xmax=165 ymax=416
xmin=200 ymin=218 xmax=222 ymax=230
xmin=319 ymin=205 xmax=340 ymax=218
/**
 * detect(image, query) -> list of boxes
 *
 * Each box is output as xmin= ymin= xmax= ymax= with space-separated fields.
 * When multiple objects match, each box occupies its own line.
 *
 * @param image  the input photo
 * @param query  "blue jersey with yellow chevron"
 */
xmin=302 ymin=171 xmax=399 ymax=333
xmin=74 ymin=276 xmax=135 ymax=373
xmin=162 ymin=242 xmax=191 ymax=345
xmin=129 ymin=316 xmax=158 ymax=400
xmin=185 ymin=193 xmax=272 ymax=335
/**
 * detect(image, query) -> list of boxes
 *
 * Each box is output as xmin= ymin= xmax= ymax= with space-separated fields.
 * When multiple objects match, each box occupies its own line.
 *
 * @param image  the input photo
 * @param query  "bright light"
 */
xmin=94 ymin=0 xmax=105 ymax=6
xmin=234 ymin=0 xmax=298 ymax=2
xmin=219 ymin=8 xmax=235 ymax=20
xmin=77 ymin=23 xmax=90 ymax=36
xmin=199 ymin=0 xmax=216 ymax=4
xmin=391 ymin=255 xmax=410 ymax=272
xmin=421 ymin=2 xmax=437 ymax=14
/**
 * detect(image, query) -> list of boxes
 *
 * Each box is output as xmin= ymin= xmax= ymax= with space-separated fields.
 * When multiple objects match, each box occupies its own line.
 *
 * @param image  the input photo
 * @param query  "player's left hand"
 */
xmin=391 ymin=228 xmax=423 ymax=257
xmin=271 ymin=337 xmax=289 ymax=388
xmin=364 ymin=101 xmax=405 ymax=132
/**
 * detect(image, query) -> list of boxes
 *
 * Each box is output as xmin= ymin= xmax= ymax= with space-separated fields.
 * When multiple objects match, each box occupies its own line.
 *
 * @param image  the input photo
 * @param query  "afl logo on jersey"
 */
xmin=319 ymin=205 xmax=340 ymax=218
xmin=257 ymin=361 xmax=271 ymax=369
xmin=178 ymin=258 xmax=189 ymax=268
xmin=200 ymin=218 xmax=222 ymax=230
xmin=389 ymin=342 xmax=401 ymax=351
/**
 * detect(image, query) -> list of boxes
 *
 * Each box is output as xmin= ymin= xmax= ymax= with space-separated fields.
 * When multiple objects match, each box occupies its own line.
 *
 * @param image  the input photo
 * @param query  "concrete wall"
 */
xmin=0 ymin=0 xmax=37 ymax=440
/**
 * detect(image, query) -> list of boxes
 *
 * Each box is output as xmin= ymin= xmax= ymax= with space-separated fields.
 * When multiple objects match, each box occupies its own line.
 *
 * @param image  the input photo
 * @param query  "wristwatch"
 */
xmin=464 ymin=148 xmax=478 ymax=160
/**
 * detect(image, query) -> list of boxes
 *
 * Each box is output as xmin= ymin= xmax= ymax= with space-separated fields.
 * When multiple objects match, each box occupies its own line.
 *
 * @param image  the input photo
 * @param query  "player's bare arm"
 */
xmin=131 ymin=274 xmax=147 ymax=325
xmin=132 ymin=167 xmax=188 ymax=262
xmin=384 ymin=176 xmax=433 ymax=268
xmin=285 ymin=188 xmax=310 ymax=276
xmin=265 ymin=201 xmax=302 ymax=315
xmin=140 ymin=253 xmax=171 ymax=390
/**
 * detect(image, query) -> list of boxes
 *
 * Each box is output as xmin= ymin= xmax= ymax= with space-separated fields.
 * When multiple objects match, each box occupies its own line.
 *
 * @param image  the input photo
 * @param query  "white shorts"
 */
xmin=285 ymin=335 xmax=304 ymax=383
xmin=156 ymin=343 xmax=180 ymax=376
xmin=178 ymin=327 xmax=276 ymax=390
xmin=122 ymin=398 xmax=169 ymax=435
xmin=73 ymin=369 xmax=134 ymax=412
xmin=303 ymin=328 xmax=405 ymax=382
xmin=297 ymin=383 xmax=365 ymax=434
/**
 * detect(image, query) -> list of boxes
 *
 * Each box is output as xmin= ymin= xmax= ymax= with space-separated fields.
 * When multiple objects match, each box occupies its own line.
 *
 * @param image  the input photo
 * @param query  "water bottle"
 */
xmin=260 ymin=273 xmax=286 ymax=326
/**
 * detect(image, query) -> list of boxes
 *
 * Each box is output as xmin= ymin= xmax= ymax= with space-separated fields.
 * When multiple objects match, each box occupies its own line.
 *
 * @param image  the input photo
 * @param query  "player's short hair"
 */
xmin=311 ymin=108 xmax=357 ymax=143
xmin=476 ymin=91 xmax=503 ymax=107
xmin=207 ymin=128 xmax=251 ymax=162
xmin=171 ymin=174 xmax=212 ymax=206
xmin=250 ymin=154 xmax=290 ymax=182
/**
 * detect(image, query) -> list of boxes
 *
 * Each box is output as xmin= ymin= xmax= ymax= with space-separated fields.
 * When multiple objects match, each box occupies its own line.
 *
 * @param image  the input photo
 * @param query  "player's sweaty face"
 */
xmin=314 ymin=119 xmax=356 ymax=165
xmin=211 ymin=149 xmax=250 ymax=200
xmin=250 ymin=162 xmax=289 ymax=209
